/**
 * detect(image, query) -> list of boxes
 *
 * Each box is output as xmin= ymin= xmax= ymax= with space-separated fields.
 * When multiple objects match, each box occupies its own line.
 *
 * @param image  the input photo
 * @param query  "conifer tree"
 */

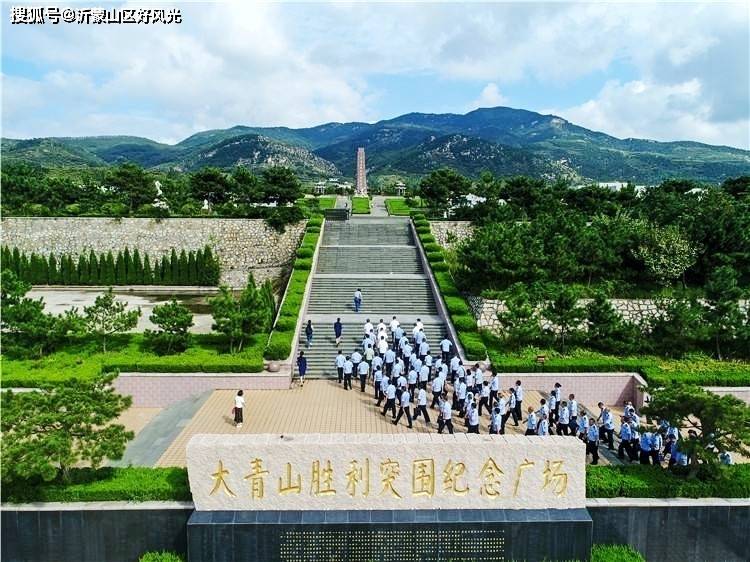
xmin=194 ymin=249 xmax=205 ymax=283
xmin=115 ymin=251 xmax=126 ymax=284
xmin=102 ymin=252 xmax=116 ymax=285
xmin=48 ymin=254 xmax=59 ymax=284
xmin=60 ymin=254 xmax=71 ymax=284
xmin=143 ymin=254 xmax=154 ymax=284
xmin=161 ymin=255 xmax=172 ymax=285
xmin=178 ymin=250 xmax=189 ymax=285
xmin=11 ymin=248 xmax=21 ymax=275
xmin=88 ymin=250 xmax=99 ymax=285
xmin=170 ymin=249 xmax=179 ymax=284
xmin=124 ymin=248 xmax=135 ymax=284
xmin=187 ymin=251 xmax=198 ymax=285
xmin=77 ymin=254 xmax=89 ymax=285
xmin=132 ymin=249 xmax=144 ymax=284
xmin=2 ymin=247 xmax=12 ymax=271
xmin=201 ymin=246 xmax=221 ymax=285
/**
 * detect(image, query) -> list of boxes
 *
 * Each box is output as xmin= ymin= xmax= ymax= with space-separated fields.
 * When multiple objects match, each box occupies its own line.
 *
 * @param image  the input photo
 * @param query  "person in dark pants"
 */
xmin=304 ymin=320 xmax=314 ymax=348
xmin=618 ymin=418 xmax=633 ymax=461
xmin=358 ymin=359 xmax=369 ymax=393
xmin=333 ymin=318 xmax=343 ymax=347
xmin=586 ymin=420 xmax=600 ymax=465
xmin=353 ymin=288 xmax=362 ymax=312
xmin=335 ymin=350 xmax=345 ymax=384
xmin=393 ymin=389 xmax=413 ymax=428
xmin=381 ymin=380 xmax=397 ymax=418
xmin=478 ymin=381 xmax=491 ymax=416
xmin=296 ymin=351 xmax=307 ymax=386
xmin=413 ymin=387 xmax=431 ymax=425
xmin=343 ymin=355 xmax=353 ymax=390
xmin=437 ymin=395 xmax=454 ymax=434
xmin=514 ymin=380 xmax=524 ymax=423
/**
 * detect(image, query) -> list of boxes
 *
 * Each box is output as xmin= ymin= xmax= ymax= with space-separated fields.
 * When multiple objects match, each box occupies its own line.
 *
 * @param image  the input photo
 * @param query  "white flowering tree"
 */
xmin=633 ymin=224 xmax=698 ymax=286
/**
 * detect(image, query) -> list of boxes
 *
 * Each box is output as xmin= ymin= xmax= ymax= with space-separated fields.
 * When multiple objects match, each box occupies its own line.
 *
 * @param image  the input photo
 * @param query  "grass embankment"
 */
xmin=1 ymin=333 xmax=267 ymax=387
xmin=263 ymin=217 xmax=322 ymax=361
xmin=4 ymin=464 xmax=747 ymax=503
xmin=385 ymin=197 xmax=424 ymax=216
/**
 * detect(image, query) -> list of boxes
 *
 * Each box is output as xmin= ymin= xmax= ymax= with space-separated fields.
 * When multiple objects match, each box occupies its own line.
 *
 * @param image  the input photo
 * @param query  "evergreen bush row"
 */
xmin=2 ymin=246 xmax=220 ymax=286
xmin=412 ymin=215 xmax=487 ymax=361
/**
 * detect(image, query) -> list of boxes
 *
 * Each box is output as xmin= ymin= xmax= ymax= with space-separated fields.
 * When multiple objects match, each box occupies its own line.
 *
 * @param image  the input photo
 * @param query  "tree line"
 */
xmin=416 ymin=170 xmax=749 ymax=293
xmin=1 ymin=162 xmax=306 ymax=230
xmin=2 ymin=246 xmax=220 ymax=287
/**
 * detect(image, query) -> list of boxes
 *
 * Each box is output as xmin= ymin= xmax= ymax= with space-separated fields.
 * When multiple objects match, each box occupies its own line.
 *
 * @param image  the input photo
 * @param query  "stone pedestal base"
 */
xmin=187 ymin=508 xmax=593 ymax=561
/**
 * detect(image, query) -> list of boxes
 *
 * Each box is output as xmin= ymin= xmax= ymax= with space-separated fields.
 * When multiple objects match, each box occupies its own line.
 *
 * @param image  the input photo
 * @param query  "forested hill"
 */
xmin=3 ymin=106 xmax=749 ymax=183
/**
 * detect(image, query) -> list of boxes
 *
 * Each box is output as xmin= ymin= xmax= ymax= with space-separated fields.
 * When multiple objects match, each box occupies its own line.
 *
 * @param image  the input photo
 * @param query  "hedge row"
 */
xmin=263 ymin=223 xmax=321 ymax=360
xmin=2 ymin=245 xmax=221 ymax=286
xmin=486 ymin=346 xmax=750 ymax=387
xmin=5 ymin=464 xmax=747 ymax=504
xmin=586 ymin=464 xmax=750 ymax=498
xmin=412 ymin=214 xmax=487 ymax=361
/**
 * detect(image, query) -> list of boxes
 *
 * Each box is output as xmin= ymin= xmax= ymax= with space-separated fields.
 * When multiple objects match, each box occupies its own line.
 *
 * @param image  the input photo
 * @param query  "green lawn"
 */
xmin=317 ymin=196 xmax=336 ymax=211
xmin=352 ymin=196 xmax=371 ymax=214
xmin=1 ymin=333 xmax=267 ymax=387
xmin=485 ymin=345 xmax=750 ymax=387
xmin=385 ymin=197 xmax=424 ymax=216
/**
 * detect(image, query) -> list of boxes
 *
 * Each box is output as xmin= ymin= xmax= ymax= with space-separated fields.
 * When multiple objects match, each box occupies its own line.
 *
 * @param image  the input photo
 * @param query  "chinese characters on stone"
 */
xmin=208 ymin=457 xmax=569 ymax=500
xmin=10 ymin=6 xmax=182 ymax=25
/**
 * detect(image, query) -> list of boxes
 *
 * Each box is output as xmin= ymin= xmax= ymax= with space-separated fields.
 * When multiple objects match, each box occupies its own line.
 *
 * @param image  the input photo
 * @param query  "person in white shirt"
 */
xmin=466 ymin=370 xmax=475 ymax=393
xmin=371 ymin=354 xmax=383 ymax=378
xmin=424 ymin=353 xmax=433 ymax=374
xmin=381 ymin=380 xmax=397 ymax=418
xmin=489 ymin=373 xmax=500 ymax=409
xmin=497 ymin=392 xmax=509 ymax=434
xmin=419 ymin=364 xmax=430 ymax=389
xmin=431 ymin=376 xmax=444 ymax=408
xmin=373 ymin=367 xmax=384 ymax=401
xmin=449 ymin=354 xmax=461 ymax=383
xmin=456 ymin=381 xmax=467 ymax=413
xmin=391 ymin=360 xmax=403 ymax=380
xmin=415 ymin=328 xmax=426 ymax=347
xmin=568 ymin=394 xmax=579 ymax=435
xmin=537 ymin=413 xmax=549 ymax=436
xmin=525 ymin=406 xmax=537 ymax=436
xmin=351 ymin=350 xmax=362 ymax=379
xmin=335 ymin=350 xmax=346 ymax=384
xmin=377 ymin=373 xmax=389 ymax=407
xmin=418 ymin=339 xmax=430 ymax=362
xmin=384 ymin=346 xmax=396 ymax=377
xmin=507 ymin=387 xmax=518 ymax=426
xmin=364 ymin=319 xmax=374 ymax=337
xmin=490 ymin=406 xmax=502 ymax=434
xmin=233 ymin=390 xmax=245 ymax=428
xmin=377 ymin=319 xmax=387 ymax=336
xmin=389 ymin=316 xmax=400 ymax=334
xmin=437 ymin=396 xmax=454 ymax=434
xmin=478 ymin=381 xmax=491 ymax=417
xmin=353 ymin=289 xmax=363 ymax=312
xmin=343 ymin=356 xmax=354 ymax=391
xmin=393 ymin=388 xmax=413 ymax=429
xmin=413 ymin=387 xmax=431 ymax=425
xmin=439 ymin=336 xmax=453 ymax=363
xmin=474 ymin=364 xmax=484 ymax=394
xmin=548 ymin=393 xmax=557 ymax=428
xmin=407 ymin=369 xmax=418 ymax=396
xmin=358 ymin=359 xmax=370 ymax=393
xmin=378 ymin=336 xmax=389 ymax=357
xmin=514 ymin=380 xmax=524 ymax=421
xmin=412 ymin=319 xmax=424 ymax=339
xmin=467 ymin=402 xmax=480 ymax=433
xmin=557 ymin=401 xmax=570 ymax=435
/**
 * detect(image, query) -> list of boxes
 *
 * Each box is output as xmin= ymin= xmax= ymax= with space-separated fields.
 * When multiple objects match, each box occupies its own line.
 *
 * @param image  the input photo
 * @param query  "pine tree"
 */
xmin=178 ymin=250 xmax=189 ymax=285
xmin=115 ymin=251 xmax=126 ymax=284
xmin=1 ymin=247 xmax=12 ymax=272
xmin=161 ymin=255 xmax=172 ymax=285
xmin=59 ymin=254 xmax=70 ymax=284
xmin=88 ymin=250 xmax=100 ymax=285
xmin=77 ymin=254 xmax=89 ymax=285
xmin=38 ymin=254 xmax=49 ymax=284
xmin=124 ymin=248 xmax=135 ymax=284
xmin=48 ymin=254 xmax=59 ymax=284
xmin=170 ymin=249 xmax=179 ymax=285
xmin=12 ymin=248 xmax=22 ymax=276
xmin=194 ymin=249 xmax=205 ymax=283
xmin=69 ymin=255 xmax=80 ymax=284
xmin=103 ymin=252 xmax=116 ymax=285
xmin=143 ymin=254 xmax=154 ymax=284
xmin=132 ymin=249 xmax=144 ymax=284
xmin=187 ymin=251 xmax=198 ymax=285
xmin=201 ymin=246 xmax=221 ymax=285
xmin=20 ymin=254 xmax=31 ymax=283
xmin=29 ymin=254 xmax=41 ymax=284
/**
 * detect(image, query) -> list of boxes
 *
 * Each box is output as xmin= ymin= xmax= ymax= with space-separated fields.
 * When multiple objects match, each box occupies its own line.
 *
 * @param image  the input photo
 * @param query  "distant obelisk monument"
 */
xmin=355 ymin=147 xmax=368 ymax=195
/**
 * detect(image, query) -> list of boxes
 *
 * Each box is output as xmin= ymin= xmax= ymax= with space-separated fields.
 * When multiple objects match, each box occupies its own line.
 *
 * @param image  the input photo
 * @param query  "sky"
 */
xmin=2 ymin=1 xmax=748 ymax=148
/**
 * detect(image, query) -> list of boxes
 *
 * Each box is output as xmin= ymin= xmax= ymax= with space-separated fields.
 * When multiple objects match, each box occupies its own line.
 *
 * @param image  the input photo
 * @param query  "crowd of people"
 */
xmin=290 ymin=314 xmax=715 ymax=468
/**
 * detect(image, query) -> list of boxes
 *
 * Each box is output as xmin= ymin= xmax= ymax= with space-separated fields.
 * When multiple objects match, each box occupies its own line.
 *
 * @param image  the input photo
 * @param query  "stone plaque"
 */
xmin=187 ymin=433 xmax=585 ymax=511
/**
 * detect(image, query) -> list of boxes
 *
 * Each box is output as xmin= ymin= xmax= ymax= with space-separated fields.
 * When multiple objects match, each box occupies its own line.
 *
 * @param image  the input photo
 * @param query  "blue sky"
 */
xmin=2 ymin=1 xmax=748 ymax=148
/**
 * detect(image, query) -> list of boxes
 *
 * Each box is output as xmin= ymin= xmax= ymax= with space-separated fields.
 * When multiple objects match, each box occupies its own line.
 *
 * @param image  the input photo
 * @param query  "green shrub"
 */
xmin=452 ymin=314 xmax=478 ymax=331
xmin=419 ymin=234 xmax=436 ymax=245
xmin=431 ymin=262 xmax=449 ymax=272
xmin=459 ymin=332 xmax=487 ymax=360
xmin=279 ymin=293 xmax=303 ymax=317
xmin=411 ymin=212 xmax=426 ymax=220
xmin=586 ymin=464 xmax=750 ymax=498
xmin=306 ymin=226 xmax=320 ymax=233
xmin=274 ymin=317 xmax=297 ymax=332
xmin=416 ymin=226 xmax=431 ymax=234
xmin=591 ymin=545 xmax=645 ymax=562
xmin=422 ymin=243 xmax=441 ymax=253
xmin=434 ymin=272 xmax=459 ymax=295
xmin=139 ymin=552 xmax=185 ymax=562
xmin=426 ymin=251 xmax=444 ymax=263
xmin=1 ymin=467 xmax=190 ymax=503
xmin=307 ymin=216 xmax=323 ymax=227
xmin=300 ymin=233 xmax=319 ymax=247
xmin=296 ymin=247 xmax=313 ymax=259
xmin=444 ymin=296 xmax=472 ymax=316
xmin=293 ymin=258 xmax=312 ymax=270
xmin=264 ymin=330 xmax=293 ymax=360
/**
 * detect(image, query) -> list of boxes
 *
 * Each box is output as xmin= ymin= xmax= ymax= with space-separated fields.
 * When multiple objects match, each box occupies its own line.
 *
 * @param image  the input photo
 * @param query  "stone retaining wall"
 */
xmin=471 ymin=296 xmax=750 ymax=334
xmin=428 ymin=220 xmax=473 ymax=247
xmin=2 ymin=217 xmax=305 ymax=287
xmin=113 ymin=372 xmax=291 ymax=407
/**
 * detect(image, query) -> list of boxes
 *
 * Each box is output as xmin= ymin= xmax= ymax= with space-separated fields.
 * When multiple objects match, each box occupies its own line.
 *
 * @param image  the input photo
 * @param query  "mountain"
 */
xmin=3 ymin=106 xmax=748 ymax=183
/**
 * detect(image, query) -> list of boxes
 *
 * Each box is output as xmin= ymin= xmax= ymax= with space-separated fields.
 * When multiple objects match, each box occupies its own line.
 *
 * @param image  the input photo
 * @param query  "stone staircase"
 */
xmin=298 ymin=217 xmax=448 ymax=379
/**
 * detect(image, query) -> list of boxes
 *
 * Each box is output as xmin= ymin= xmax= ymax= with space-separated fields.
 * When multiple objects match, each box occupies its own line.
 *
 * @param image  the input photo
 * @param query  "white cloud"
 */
xmin=1 ymin=2 xmax=747 ymax=148
xmin=551 ymin=79 xmax=750 ymax=148
xmin=468 ymin=83 xmax=509 ymax=111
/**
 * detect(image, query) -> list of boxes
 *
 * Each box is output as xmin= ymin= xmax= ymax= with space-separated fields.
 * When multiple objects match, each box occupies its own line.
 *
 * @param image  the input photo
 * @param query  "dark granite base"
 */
xmin=186 ymin=508 xmax=593 ymax=562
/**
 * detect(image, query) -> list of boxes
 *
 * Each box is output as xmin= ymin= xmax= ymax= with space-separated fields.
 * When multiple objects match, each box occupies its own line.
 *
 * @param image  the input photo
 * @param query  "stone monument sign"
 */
xmin=186 ymin=433 xmax=586 ymax=511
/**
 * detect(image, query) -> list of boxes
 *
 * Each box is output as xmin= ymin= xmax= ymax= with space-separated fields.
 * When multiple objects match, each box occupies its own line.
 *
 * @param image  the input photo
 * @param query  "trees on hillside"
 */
xmin=419 ymin=168 xmax=472 ymax=216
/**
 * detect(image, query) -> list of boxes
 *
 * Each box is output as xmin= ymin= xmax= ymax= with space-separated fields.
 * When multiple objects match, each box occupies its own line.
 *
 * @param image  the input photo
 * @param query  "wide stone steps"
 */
xmin=306 ymin=278 xmax=438 ymax=316
xmin=297 ymin=322 xmax=448 ymax=378
xmin=316 ymin=247 xmax=423 ymax=274
xmin=322 ymin=223 xmax=413 ymax=246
